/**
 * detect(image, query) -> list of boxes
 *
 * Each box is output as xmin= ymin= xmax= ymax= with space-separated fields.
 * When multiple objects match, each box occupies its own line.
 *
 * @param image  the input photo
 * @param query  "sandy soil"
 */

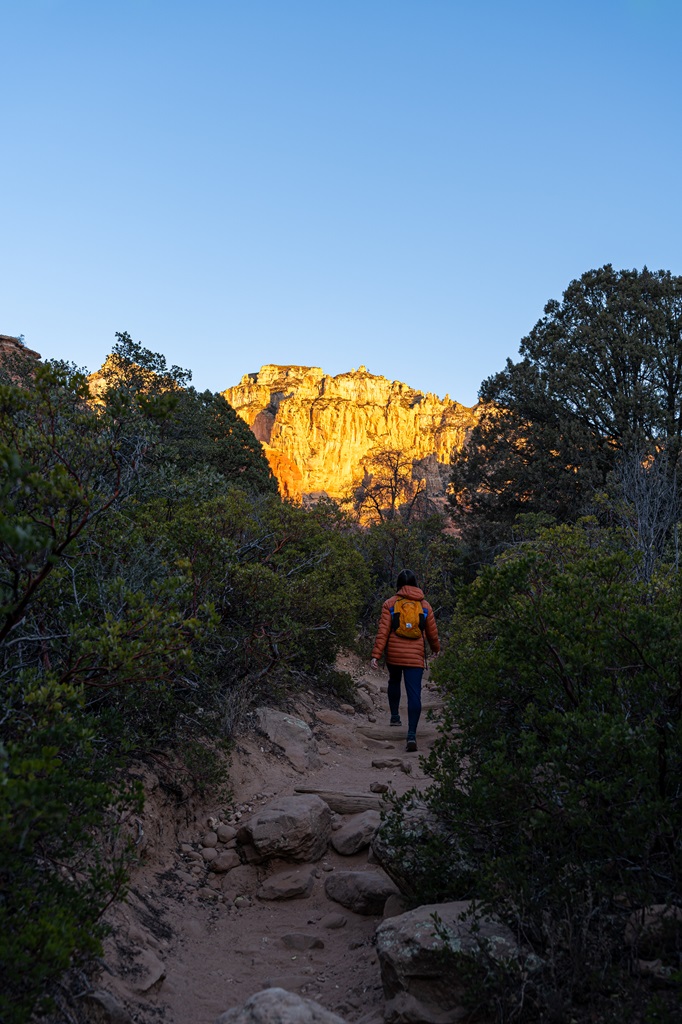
xmin=96 ymin=656 xmax=441 ymax=1024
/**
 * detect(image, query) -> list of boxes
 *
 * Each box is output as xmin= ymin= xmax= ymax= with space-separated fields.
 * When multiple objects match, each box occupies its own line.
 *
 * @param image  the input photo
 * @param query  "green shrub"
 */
xmin=0 ymin=677 xmax=139 ymax=1024
xmin=384 ymin=521 xmax=682 ymax=1021
xmin=0 ymin=344 xmax=372 ymax=1019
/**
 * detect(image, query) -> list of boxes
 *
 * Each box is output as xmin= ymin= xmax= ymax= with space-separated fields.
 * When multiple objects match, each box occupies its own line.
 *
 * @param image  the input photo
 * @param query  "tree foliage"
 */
xmin=100 ymin=331 xmax=277 ymax=494
xmin=451 ymin=265 xmax=682 ymax=553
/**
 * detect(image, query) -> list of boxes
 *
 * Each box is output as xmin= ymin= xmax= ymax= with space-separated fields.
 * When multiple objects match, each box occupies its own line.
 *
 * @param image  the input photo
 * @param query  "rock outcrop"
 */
xmin=0 ymin=334 xmax=41 ymax=362
xmin=375 ymin=901 xmax=520 ymax=1023
xmin=222 ymin=365 xmax=480 ymax=501
xmin=255 ymin=708 xmax=322 ymax=774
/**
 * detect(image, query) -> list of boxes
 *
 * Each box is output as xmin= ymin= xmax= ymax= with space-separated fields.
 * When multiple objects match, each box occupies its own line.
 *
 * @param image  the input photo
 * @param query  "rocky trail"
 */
xmin=90 ymin=659 xmax=444 ymax=1024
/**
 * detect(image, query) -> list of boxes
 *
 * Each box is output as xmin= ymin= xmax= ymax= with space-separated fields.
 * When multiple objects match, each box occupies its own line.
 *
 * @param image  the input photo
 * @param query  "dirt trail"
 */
xmin=98 ymin=659 xmax=440 ymax=1024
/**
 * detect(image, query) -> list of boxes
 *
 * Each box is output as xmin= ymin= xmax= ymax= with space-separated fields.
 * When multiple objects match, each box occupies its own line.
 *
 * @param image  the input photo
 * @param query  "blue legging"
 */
xmin=387 ymin=664 xmax=423 ymax=737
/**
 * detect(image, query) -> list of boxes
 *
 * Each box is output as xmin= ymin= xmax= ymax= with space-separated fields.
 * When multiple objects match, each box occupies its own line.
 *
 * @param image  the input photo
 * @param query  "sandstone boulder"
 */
xmin=354 ymin=689 xmax=375 ymax=712
xmin=216 ymin=987 xmax=348 ymax=1024
xmin=324 ymin=870 xmax=399 ymax=915
xmin=330 ymin=810 xmax=381 ymax=855
xmin=255 ymin=708 xmax=322 ymax=773
xmin=257 ymin=866 xmax=316 ymax=901
xmin=237 ymin=795 xmax=331 ymax=863
xmin=375 ymin=901 xmax=519 ymax=1024
xmin=210 ymin=849 xmax=241 ymax=873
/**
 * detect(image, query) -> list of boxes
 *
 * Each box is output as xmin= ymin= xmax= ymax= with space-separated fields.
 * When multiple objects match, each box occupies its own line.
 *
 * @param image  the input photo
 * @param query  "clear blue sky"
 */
xmin=1 ymin=0 xmax=680 ymax=406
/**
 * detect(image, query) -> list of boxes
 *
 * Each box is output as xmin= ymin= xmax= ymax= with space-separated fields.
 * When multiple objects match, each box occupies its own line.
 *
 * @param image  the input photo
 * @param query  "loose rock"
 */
xmin=237 ymin=795 xmax=332 ymax=863
xmin=321 ymin=912 xmax=347 ymax=929
xmin=371 ymin=758 xmax=411 ymax=773
xmin=330 ymin=810 xmax=381 ymax=855
xmin=375 ymin=901 xmax=519 ymax=1024
xmin=255 ymin=707 xmax=322 ymax=773
xmin=315 ymin=709 xmax=352 ymax=727
xmin=216 ymin=987 xmax=348 ymax=1024
xmin=210 ymin=850 xmax=241 ymax=873
xmin=176 ymin=870 xmax=197 ymax=885
xmin=130 ymin=948 xmax=166 ymax=994
xmin=198 ymin=886 xmax=220 ymax=900
xmin=383 ymin=894 xmax=408 ymax=919
xmin=257 ymin=866 xmax=316 ymax=901
xmin=324 ymin=870 xmax=399 ymax=915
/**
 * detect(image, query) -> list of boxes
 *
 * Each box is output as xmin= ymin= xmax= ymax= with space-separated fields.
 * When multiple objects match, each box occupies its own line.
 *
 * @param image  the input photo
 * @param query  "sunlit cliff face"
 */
xmin=223 ymin=365 xmax=480 ymax=503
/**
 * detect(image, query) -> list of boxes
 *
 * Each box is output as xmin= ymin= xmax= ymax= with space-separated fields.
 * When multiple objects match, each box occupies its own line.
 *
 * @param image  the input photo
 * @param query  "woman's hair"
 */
xmin=396 ymin=568 xmax=418 ymax=589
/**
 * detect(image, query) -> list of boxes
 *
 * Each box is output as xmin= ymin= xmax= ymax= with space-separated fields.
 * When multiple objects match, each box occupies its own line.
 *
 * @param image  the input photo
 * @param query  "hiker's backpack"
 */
xmin=390 ymin=597 xmax=427 ymax=639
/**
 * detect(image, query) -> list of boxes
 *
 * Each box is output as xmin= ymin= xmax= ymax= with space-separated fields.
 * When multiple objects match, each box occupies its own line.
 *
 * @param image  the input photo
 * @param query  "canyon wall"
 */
xmin=222 ymin=364 xmax=480 ymax=502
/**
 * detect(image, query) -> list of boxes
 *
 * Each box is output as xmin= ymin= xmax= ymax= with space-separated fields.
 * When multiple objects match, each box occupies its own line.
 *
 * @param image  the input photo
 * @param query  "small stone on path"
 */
xmin=210 ymin=850 xmax=240 ymax=873
xmin=176 ymin=870 xmax=197 ymax=885
xmin=321 ymin=912 xmax=347 ymax=929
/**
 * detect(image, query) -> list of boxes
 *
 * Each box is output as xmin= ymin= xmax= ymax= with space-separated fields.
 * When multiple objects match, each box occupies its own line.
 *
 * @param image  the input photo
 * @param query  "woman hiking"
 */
xmin=370 ymin=569 xmax=440 ymax=752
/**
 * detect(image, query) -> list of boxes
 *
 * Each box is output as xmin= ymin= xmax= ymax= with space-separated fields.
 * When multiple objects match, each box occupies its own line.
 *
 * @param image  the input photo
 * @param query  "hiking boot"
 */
xmin=406 ymin=736 xmax=418 ymax=752
xmin=389 ymin=716 xmax=402 ymax=726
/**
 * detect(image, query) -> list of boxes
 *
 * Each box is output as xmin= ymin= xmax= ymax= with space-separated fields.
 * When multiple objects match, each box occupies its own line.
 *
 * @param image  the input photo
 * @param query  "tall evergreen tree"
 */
xmin=101 ymin=332 xmax=277 ymax=494
xmin=451 ymin=265 xmax=682 ymax=552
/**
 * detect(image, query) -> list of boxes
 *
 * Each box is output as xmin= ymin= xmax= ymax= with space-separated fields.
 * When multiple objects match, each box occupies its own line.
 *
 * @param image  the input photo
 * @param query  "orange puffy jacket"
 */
xmin=371 ymin=585 xmax=440 ymax=669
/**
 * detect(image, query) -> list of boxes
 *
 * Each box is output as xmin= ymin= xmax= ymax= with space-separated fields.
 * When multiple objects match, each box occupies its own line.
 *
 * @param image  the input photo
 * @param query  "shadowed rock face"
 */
xmin=223 ymin=365 xmax=480 ymax=502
